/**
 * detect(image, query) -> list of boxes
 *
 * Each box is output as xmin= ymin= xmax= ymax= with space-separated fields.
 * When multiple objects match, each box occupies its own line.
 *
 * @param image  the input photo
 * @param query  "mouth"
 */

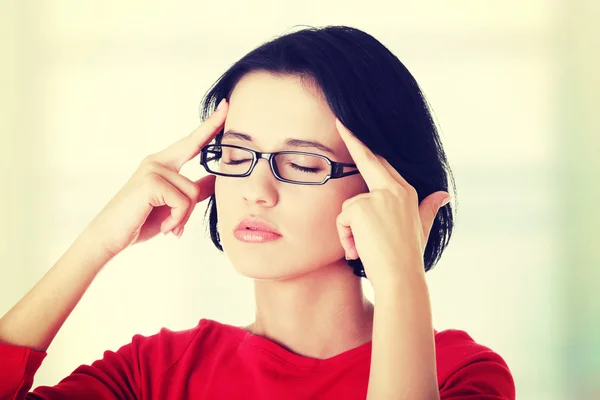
xmin=238 ymin=226 xmax=281 ymax=235
xmin=234 ymin=227 xmax=282 ymax=243
xmin=235 ymin=216 xmax=281 ymax=236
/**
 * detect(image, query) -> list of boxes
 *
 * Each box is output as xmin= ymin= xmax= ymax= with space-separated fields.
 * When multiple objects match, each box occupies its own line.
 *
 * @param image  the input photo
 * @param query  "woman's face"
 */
xmin=215 ymin=71 xmax=368 ymax=280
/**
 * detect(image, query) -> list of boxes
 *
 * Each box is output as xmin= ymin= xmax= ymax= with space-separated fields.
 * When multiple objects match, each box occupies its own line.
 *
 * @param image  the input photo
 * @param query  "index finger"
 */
xmin=335 ymin=118 xmax=395 ymax=191
xmin=154 ymin=99 xmax=229 ymax=170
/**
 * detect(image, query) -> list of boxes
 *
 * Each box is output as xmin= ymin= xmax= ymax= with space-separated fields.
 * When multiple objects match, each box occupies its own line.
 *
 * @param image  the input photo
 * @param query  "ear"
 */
xmin=420 ymin=192 xmax=451 ymax=246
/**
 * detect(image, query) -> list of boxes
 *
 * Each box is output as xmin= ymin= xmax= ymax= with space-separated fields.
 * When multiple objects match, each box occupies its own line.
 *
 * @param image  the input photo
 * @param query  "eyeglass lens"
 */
xmin=204 ymin=145 xmax=329 ymax=183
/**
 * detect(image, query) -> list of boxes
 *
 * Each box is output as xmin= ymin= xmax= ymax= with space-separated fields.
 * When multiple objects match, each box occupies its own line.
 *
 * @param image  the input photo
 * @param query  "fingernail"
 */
xmin=441 ymin=195 xmax=452 ymax=207
xmin=171 ymin=226 xmax=181 ymax=236
xmin=216 ymin=98 xmax=226 ymax=111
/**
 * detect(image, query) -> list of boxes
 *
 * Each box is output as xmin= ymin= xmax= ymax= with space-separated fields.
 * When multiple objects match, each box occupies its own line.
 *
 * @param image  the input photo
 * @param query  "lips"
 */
xmin=234 ymin=216 xmax=281 ymax=235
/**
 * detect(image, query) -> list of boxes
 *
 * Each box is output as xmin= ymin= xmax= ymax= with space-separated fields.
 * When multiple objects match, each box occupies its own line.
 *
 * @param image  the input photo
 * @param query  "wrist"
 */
xmin=371 ymin=260 xmax=426 ymax=294
xmin=69 ymin=230 xmax=117 ymax=272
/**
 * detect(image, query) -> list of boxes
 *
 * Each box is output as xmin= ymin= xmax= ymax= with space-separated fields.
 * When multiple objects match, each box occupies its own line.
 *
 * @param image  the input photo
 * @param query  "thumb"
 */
xmin=419 ymin=192 xmax=452 ymax=245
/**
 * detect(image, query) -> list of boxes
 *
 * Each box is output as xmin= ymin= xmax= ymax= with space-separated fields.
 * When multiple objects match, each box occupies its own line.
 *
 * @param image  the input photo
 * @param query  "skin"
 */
xmin=333 ymin=119 xmax=449 ymax=399
xmin=215 ymin=70 xmax=375 ymax=359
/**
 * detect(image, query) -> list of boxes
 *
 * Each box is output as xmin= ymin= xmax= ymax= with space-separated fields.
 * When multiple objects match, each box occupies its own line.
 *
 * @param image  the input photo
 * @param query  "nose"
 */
xmin=241 ymin=158 xmax=279 ymax=206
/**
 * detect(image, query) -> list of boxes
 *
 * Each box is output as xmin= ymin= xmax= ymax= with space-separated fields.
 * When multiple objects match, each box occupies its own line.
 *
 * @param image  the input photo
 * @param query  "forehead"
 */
xmin=225 ymin=71 xmax=338 ymax=149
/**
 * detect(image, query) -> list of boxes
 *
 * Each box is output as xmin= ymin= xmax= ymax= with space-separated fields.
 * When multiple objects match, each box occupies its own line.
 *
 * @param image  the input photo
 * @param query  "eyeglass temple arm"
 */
xmin=332 ymin=162 xmax=360 ymax=178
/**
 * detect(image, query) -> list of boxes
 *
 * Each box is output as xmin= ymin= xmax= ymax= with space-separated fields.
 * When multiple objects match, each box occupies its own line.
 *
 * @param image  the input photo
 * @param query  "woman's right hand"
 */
xmin=83 ymin=99 xmax=228 ymax=259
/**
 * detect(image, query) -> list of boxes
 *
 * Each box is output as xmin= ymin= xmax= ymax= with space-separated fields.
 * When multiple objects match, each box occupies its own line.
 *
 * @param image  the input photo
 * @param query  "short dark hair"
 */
xmin=199 ymin=25 xmax=457 ymax=277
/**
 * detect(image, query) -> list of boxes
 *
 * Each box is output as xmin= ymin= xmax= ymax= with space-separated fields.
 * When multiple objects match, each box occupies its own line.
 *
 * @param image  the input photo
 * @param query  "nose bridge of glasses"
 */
xmin=251 ymin=151 xmax=277 ymax=176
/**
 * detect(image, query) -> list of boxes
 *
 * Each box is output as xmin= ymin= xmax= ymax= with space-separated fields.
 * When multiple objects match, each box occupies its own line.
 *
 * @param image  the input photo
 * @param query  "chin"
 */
xmin=224 ymin=252 xmax=316 ymax=281
xmin=230 ymin=263 xmax=304 ymax=281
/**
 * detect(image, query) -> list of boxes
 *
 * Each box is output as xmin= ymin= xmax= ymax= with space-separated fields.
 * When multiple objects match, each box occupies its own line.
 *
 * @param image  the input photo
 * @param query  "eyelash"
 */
xmin=291 ymin=164 xmax=320 ymax=173
xmin=223 ymin=158 xmax=322 ymax=174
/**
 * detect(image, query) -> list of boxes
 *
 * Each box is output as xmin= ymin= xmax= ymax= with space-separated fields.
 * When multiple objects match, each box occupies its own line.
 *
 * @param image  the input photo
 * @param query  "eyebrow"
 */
xmin=222 ymin=130 xmax=336 ymax=156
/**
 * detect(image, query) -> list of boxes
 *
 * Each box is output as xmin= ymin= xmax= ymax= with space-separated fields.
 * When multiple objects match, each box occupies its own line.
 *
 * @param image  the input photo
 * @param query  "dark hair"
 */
xmin=199 ymin=25 xmax=457 ymax=278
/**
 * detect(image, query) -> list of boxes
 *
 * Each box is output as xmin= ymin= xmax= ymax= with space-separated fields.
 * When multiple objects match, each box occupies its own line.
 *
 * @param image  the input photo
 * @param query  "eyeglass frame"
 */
xmin=199 ymin=143 xmax=360 ymax=185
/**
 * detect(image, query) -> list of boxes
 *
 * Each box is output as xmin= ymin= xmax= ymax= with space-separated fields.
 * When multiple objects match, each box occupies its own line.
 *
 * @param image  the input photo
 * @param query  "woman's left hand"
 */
xmin=335 ymin=118 xmax=452 ymax=288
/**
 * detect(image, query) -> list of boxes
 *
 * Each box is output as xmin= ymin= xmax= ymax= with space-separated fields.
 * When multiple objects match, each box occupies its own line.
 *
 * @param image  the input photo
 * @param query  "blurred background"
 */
xmin=1 ymin=1 xmax=598 ymax=399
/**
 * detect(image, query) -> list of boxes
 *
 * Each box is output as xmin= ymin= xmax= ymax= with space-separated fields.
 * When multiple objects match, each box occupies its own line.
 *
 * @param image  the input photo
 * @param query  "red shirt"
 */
xmin=0 ymin=318 xmax=515 ymax=399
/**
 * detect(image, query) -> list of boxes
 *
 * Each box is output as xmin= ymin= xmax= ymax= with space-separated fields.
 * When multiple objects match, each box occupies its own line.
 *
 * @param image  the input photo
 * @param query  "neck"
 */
xmin=242 ymin=260 xmax=374 ymax=360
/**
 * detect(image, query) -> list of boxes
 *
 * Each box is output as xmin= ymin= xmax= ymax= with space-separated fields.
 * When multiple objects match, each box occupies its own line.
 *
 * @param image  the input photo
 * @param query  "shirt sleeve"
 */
xmin=436 ymin=330 xmax=516 ymax=400
xmin=0 ymin=337 xmax=142 ymax=400
xmin=0 ymin=322 xmax=205 ymax=400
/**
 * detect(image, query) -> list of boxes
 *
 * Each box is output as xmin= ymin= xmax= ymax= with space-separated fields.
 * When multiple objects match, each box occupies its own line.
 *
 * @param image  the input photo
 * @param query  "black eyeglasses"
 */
xmin=199 ymin=144 xmax=359 ymax=185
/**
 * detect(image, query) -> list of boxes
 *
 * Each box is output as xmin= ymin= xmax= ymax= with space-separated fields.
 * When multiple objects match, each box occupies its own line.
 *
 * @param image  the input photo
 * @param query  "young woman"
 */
xmin=0 ymin=26 xmax=515 ymax=399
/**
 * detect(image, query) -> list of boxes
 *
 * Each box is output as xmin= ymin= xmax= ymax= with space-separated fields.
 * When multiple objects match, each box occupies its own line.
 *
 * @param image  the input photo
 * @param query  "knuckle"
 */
xmin=388 ymin=186 xmax=403 ymax=198
xmin=407 ymin=185 xmax=418 ymax=198
xmin=371 ymin=190 xmax=386 ymax=200
xmin=145 ymin=172 xmax=164 ymax=187
xmin=364 ymin=151 xmax=377 ymax=163
xmin=174 ymin=196 xmax=192 ymax=214
xmin=342 ymin=194 xmax=365 ymax=210
xmin=140 ymin=156 xmax=163 ymax=173
xmin=188 ymin=182 xmax=201 ymax=201
xmin=353 ymin=196 xmax=369 ymax=211
xmin=342 ymin=197 xmax=354 ymax=210
xmin=141 ymin=154 xmax=157 ymax=166
xmin=204 ymin=118 xmax=221 ymax=131
xmin=142 ymin=161 xmax=160 ymax=174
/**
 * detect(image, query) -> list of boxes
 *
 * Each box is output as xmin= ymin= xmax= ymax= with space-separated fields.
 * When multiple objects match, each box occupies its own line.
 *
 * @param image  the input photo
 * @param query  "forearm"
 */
xmin=0 ymin=230 xmax=114 ymax=352
xmin=367 ymin=268 xmax=439 ymax=400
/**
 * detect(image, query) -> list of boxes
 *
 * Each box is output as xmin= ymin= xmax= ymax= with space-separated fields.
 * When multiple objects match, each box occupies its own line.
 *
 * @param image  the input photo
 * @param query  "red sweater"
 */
xmin=0 ymin=318 xmax=515 ymax=399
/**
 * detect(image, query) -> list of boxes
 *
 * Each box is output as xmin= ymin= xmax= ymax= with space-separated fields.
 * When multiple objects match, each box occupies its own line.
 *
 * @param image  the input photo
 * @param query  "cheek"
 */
xmin=214 ymin=178 xmax=234 ymax=221
xmin=295 ymin=190 xmax=347 ymax=236
xmin=309 ymin=181 xmax=366 ymax=231
xmin=214 ymin=178 xmax=223 ymax=208
xmin=214 ymin=176 xmax=225 ymax=195
xmin=214 ymin=177 xmax=235 ymax=201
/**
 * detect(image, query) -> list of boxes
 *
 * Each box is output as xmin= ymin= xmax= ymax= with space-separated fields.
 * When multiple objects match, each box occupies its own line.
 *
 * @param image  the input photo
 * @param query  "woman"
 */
xmin=0 ymin=26 xmax=515 ymax=399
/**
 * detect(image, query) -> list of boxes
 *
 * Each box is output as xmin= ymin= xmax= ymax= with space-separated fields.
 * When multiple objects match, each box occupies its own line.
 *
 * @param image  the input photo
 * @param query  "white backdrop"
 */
xmin=2 ymin=1 xmax=598 ymax=399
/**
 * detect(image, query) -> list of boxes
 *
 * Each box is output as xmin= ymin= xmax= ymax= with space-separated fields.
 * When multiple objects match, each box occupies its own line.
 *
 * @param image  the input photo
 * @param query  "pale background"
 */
xmin=1 ymin=1 xmax=599 ymax=399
